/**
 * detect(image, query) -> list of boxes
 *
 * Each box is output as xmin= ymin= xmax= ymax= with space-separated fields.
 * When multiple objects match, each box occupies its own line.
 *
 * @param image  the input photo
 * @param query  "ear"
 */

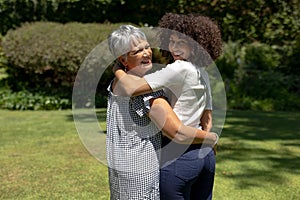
xmin=117 ymin=56 xmax=127 ymax=66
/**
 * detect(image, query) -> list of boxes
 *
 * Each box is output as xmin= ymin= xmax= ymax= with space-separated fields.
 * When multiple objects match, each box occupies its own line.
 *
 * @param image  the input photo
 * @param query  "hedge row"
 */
xmin=216 ymin=40 xmax=300 ymax=111
xmin=0 ymin=0 xmax=113 ymax=34
xmin=1 ymin=22 xmax=123 ymax=101
xmin=1 ymin=0 xmax=299 ymax=46
xmin=1 ymin=21 xmax=300 ymax=111
xmin=0 ymin=89 xmax=71 ymax=110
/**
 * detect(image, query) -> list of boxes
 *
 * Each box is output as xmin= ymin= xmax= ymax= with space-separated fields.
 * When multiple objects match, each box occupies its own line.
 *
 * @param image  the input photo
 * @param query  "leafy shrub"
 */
xmin=215 ymin=41 xmax=244 ymax=101
xmin=0 ymin=89 xmax=71 ymax=110
xmin=283 ymin=36 xmax=300 ymax=97
xmin=1 ymin=22 xmax=123 ymax=107
xmin=218 ymin=41 xmax=300 ymax=111
xmin=235 ymin=43 xmax=284 ymax=99
xmin=1 ymin=0 xmax=299 ymax=49
xmin=0 ymin=34 xmax=7 ymax=69
xmin=0 ymin=0 xmax=113 ymax=35
xmin=216 ymin=40 xmax=243 ymax=80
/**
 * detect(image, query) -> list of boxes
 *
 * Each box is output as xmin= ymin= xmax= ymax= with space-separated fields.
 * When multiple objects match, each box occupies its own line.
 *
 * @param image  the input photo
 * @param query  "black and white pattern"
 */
xmin=106 ymin=83 xmax=164 ymax=200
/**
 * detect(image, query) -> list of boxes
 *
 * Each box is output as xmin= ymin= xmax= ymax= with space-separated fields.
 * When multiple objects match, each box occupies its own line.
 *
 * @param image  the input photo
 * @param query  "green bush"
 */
xmin=282 ymin=36 xmax=300 ymax=97
xmin=1 ymin=22 xmax=122 ymax=103
xmin=0 ymin=0 xmax=113 ymax=35
xmin=0 ymin=34 xmax=7 ymax=69
xmin=0 ymin=89 xmax=71 ymax=110
xmin=1 ymin=0 xmax=299 ymax=48
xmin=217 ymin=41 xmax=300 ymax=111
xmin=235 ymin=43 xmax=283 ymax=99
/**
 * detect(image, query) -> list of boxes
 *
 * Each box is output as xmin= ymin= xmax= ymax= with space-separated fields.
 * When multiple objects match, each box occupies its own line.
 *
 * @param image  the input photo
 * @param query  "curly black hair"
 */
xmin=158 ymin=13 xmax=222 ymax=66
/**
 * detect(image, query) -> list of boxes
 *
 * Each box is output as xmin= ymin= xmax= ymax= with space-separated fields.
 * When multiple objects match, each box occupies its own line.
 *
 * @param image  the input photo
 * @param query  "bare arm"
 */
xmin=149 ymin=97 xmax=217 ymax=145
xmin=200 ymin=109 xmax=218 ymax=154
xmin=200 ymin=109 xmax=212 ymax=132
xmin=114 ymin=68 xmax=152 ymax=96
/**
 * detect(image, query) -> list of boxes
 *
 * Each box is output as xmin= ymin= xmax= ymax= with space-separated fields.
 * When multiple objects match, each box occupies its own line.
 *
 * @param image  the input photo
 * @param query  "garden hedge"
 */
xmin=1 ymin=22 xmax=126 ymax=107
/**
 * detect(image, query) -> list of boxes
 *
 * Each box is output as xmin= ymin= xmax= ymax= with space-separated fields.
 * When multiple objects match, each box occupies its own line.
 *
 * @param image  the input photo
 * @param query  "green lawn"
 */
xmin=1 ymin=109 xmax=300 ymax=199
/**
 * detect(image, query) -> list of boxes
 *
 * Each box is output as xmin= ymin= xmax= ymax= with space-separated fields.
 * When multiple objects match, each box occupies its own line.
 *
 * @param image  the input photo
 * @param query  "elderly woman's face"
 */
xmin=168 ymin=34 xmax=191 ymax=61
xmin=122 ymin=39 xmax=152 ymax=76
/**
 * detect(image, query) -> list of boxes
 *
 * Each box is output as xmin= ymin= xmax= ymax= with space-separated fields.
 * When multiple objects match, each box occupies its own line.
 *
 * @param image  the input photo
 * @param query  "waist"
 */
xmin=162 ymin=136 xmax=209 ymax=151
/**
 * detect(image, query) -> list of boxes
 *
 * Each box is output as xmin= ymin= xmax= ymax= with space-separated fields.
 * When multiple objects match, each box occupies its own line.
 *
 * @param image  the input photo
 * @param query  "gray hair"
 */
xmin=108 ymin=25 xmax=147 ymax=58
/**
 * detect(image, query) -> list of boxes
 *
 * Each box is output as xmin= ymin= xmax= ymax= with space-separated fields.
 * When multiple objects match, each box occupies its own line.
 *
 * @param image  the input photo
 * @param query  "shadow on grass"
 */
xmin=217 ymin=110 xmax=300 ymax=189
xmin=66 ymin=108 xmax=107 ymax=133
xmin=66 ymin=108 xmax=300 ymax=190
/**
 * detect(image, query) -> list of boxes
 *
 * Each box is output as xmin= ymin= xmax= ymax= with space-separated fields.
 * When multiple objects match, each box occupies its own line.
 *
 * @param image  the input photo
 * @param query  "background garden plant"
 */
xmin=0 ymin=0 xmax=299 ymax=111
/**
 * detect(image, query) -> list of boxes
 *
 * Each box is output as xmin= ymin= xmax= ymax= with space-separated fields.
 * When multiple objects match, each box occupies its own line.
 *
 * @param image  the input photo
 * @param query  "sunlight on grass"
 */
xmin=0 ymin=110 xmax=110 ymax=199
xmin=1 ymin=109 xmax=300 ymax=199
xmin=214 ymin=110 xmax=300 ymax=200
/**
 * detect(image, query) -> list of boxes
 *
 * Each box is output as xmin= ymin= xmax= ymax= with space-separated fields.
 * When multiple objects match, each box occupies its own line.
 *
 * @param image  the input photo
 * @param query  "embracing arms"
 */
xmin=200 ymin=109 xmax=213 ymax=132
xmin=149 ymin=97 xmax=218 ymax=145
xmin=114 ymin=68 xmax=152 ymax=96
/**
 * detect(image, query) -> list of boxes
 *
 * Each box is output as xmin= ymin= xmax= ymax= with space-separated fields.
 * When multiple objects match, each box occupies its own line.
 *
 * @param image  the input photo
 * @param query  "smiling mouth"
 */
xmin=141 ymin=60 xmax=151 ymax=64
xmin=172 ymin=52 xmax=183 ymax=56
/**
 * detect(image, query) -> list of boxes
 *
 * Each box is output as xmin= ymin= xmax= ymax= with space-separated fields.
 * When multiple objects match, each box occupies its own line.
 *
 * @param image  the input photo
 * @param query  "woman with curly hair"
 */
xmin=113 ymin=13 xmax=222 ymax=199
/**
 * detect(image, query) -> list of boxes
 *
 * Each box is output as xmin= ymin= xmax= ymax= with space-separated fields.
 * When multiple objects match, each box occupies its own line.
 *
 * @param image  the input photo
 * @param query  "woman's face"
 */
xmin=120 ymin=39 xmax=152 ymax=76
xmin=168 ymin=34 xmax=191 ymax=61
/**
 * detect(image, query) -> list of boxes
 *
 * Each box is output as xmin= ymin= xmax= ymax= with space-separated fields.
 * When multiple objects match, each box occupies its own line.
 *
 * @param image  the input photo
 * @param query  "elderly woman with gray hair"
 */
xmin=106 ymin=25 xmax=218 ymax=199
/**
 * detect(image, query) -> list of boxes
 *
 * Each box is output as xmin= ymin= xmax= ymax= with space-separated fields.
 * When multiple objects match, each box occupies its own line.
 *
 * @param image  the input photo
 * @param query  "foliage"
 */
xmin=1 ymin=22 xmax=121 ymax=106
xmin=172 ymin=0 xmax=300 ymax=45
xmin=280 ymin=35 xmax=300 ymax=96
xmin=0 ymin=0 xmax=112 ymax=34
xmin=0 ymin=0 xmax=299 ymax=111
xmin=216 ymin=41 xmax=300 ymax=111
xmin=215 ymin=40 xmax=242 ymax=81
xmin=0 ymin=89 xmax=71 ymax=110
xmin=0 ymin=0 xmax=299 ymax=47
xmin=235 ymin=43 xmax=293 ymax=102
xmin=0 ymin=34 xmax=7 ymax=69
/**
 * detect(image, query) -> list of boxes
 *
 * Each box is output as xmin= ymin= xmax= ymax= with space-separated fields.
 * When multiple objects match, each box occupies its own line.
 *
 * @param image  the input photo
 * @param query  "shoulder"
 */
xmin=167 ymin=60 xmax=196 ymax=73
xmin=170 ymin=60 xmax=193 ymax=68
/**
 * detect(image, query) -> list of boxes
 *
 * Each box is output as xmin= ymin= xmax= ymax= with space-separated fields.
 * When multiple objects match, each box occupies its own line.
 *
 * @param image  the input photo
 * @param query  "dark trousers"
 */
xmin=160 ymin=147 xmax=215 ymax=200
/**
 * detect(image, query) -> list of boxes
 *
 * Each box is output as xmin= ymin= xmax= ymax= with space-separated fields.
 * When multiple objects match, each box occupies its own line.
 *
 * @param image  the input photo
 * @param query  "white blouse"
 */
xmin=144 ymin=60 xmax=212 ymax=128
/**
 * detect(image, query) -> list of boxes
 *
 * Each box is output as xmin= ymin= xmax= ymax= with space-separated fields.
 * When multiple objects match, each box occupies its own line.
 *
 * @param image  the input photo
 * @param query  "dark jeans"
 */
xmin=160 ymin=147 xmax=216 ymax=200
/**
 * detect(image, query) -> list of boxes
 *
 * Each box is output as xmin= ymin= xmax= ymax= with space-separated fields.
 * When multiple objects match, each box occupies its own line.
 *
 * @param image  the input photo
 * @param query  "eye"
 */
xmin=130 ymin=49 xmax=141 ymax=55
xmin=178 ymin=41 xmax=187 ymax=47
xmin=136 ymin=49 xmax=143 ymax=53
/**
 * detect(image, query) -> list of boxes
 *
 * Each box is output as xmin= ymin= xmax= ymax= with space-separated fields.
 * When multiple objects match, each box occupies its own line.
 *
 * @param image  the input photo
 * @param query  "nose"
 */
xmin=142 ymin=49 xmax=151 ymax=57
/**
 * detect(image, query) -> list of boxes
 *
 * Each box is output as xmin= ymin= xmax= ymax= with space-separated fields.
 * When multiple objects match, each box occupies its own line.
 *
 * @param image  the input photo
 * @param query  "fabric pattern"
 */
xmin=106 ymin=83 xmax=164 ymax=200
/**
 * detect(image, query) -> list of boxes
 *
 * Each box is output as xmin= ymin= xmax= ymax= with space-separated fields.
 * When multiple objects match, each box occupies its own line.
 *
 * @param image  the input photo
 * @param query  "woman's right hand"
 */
xmin=208 ymin=132 xmax=218 ymax=155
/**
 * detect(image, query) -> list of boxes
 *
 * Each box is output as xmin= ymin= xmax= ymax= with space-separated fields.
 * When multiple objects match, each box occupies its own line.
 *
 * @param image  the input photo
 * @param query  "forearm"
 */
xmin=176 ymin=125 xmax=217 ymax=145
xmin=149 ymin=98 xmax=217 ymax=145
xmin=200 ymin=109 xmax=212 ymax=132
xmin=114 ymin=69 xmax=152 ymax=96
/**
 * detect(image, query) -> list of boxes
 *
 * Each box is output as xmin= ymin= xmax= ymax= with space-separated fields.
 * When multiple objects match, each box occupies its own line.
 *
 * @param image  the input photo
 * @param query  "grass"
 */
xmin=0 ymin=109 xmax=109 ymax=199
xmin=1 ymin=109 xmax=300 ymax=199
xmin=214 ymin=110 xmax=300 ymax=200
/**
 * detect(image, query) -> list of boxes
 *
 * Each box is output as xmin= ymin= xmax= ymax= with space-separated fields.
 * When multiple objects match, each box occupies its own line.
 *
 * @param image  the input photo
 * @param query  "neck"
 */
xmin=127 ymin=70 xmax=143 ymax=77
